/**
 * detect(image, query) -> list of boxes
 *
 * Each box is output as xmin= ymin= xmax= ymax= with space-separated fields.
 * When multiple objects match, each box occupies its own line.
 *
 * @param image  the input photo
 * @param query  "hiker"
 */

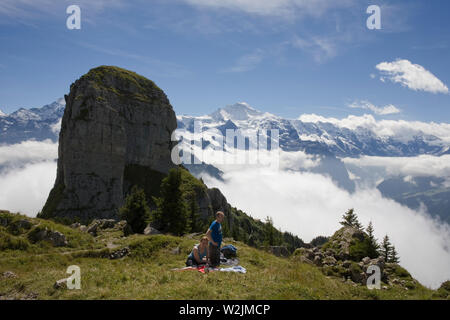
xmin=185 ymin=236 xmax=209 ymax=267
xmin=206 ymin=211 xmax=224 ymax=267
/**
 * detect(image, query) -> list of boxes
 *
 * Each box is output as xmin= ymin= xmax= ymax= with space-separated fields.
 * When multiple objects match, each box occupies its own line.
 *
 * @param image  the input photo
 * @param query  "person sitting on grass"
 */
xmin=185 ymin=236 xmax=209 ymax=267
xmin=206 ymin=211 xmax=224 ymax=268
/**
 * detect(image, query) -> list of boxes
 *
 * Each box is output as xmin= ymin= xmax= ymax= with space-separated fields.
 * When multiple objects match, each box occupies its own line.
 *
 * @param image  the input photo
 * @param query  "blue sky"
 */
xmin=0 ymin=0 xmax=449 ymax=122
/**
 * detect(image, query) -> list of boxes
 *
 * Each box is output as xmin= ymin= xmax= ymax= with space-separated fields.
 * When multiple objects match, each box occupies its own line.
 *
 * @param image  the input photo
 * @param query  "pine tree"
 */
xmin=187 ymin=192 xmax=201 ymax=233
xmin=264 ymin=216 xmax=275 ymax=246
xmin=340 ymin=208 xmax=363 ymax=230
xmin=366 ymin=221 xmax=380 ymax=258
xmin=153 ymin=168 xmax=188 ymax=236
xmin=119 ymin=185 xmax=151 ymax=234
xmin=389 ymin=245 xmax=400 ymax=263
xmin=380 ymin=235 xmax=393 ymax=262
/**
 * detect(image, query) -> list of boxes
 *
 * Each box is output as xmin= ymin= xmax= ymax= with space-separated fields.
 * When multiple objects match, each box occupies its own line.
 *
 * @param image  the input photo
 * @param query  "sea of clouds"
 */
xmin=0 ymin=140 xmax=449 ymax=289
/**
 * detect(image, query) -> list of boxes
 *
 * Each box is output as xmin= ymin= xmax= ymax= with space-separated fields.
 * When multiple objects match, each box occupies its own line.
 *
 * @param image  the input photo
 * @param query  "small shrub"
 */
xmin=119 ymin=185 xmax=151 ymax=234
xmin=349 ymin=238 xmax=378 ymax=261
xmin=394 ymin=265 xmax=411 ymax=279
xmin=0 ymin=230 xmax=30 ymax=250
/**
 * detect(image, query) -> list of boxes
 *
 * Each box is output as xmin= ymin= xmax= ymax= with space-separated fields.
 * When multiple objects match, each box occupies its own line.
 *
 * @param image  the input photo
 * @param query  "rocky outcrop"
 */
xmin=269 ymin=246 xmax=290 ymax=257
xmin=40 ymin=66 xmax=177 ymax=223
xmin=294 ymin=226 xmax=416 ymax=289
xmin=85 ymin=219 xmax=117 ymax=236
xmin=28 ymin=227 xmax=68 ymax=247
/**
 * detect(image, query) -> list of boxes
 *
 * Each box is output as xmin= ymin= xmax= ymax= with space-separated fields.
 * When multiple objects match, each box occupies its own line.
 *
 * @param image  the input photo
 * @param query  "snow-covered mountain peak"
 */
xmin=210 ymin=102 xmax=272 ymax=122
xmin=0 ymin=109 xmax=6 ymax=117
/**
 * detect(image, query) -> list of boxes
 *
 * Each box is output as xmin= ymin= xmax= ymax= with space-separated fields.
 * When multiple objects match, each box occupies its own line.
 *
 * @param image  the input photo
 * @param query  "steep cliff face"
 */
xmin=40 ymin=66 xmax=177 ymax=222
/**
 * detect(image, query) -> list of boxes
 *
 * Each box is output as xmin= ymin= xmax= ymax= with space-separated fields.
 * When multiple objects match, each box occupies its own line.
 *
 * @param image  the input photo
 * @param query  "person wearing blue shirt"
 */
xmin=206 ymin=211 xmax=224 ymax=267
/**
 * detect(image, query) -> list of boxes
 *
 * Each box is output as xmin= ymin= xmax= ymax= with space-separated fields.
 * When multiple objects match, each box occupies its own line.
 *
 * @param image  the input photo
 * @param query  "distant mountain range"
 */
xmin=177 ymin=102 xmax=450 ymax=157
xmin=1 ymin=99 xmax=449 ymax=224
xmin=2 ymin=99 xmax=449 ymax=157
xmin=0 ymin=98 xmax=64 ymax=144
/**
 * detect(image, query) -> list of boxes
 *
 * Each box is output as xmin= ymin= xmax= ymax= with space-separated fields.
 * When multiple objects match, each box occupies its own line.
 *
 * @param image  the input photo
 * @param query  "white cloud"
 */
xmin=203 ymin=166 xmax=450 ymax=289
xmin=343 ymin=154 xmax=450 ymax=180
xmin=223 ymin=49 xmax=264 ymax=73
xmin=182 ymin=0 xmax=355 ymax=18
xmin=0 ymin=139 xmax=58 ymax=169
xmin=0 ymin=161 xmax=56 ymax=217
xmin=0 ymin=0 xmax=125 ymax=20
xmin=348 ymin=100 xmax=401 ymax=115
xmin=298 ymin=113 xmax=450 ymax=144
xmin=291 ymin=35 xmax=337 ymax=63
xmin=376 ymin=59 xmax=449 ymax=94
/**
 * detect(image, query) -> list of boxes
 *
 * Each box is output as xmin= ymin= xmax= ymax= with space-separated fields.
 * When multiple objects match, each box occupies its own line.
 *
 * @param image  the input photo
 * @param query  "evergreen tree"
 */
xmin=264 ymin=216 xmax=275 ymax=246
xmin=153 ymin=168 xmax=188 ymax=236
xmin=380 ymin=235 xmax=393 ymax=262
xmin=187 ymin=192 xmax=201 ymax=233
xmin=366 ymin=221 xmax=380 ymax=258
xmin=340 ymin=208 xmax=363 ymax=230
xmin=389 ymin=245 xmax=400 ymax=263
xmin=119 ymin=185 xmax=151 ymax=234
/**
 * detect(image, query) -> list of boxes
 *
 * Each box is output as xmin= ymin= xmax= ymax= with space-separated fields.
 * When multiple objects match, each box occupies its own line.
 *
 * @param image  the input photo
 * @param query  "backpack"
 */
xmin=221 ymin=244 xmax=237 ymax=259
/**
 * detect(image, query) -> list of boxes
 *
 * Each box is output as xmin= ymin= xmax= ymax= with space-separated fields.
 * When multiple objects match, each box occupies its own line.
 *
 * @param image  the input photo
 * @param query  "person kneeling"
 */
xmin=185 ymin=236 xmax=209 ymax=267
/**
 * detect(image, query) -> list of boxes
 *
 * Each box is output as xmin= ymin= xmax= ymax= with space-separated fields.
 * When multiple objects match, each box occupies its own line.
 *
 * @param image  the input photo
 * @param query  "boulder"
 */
xmin=2 ymin=271 xmax=17 ymax=279
xmin=322 ymin=256 xmax=337 ymax=266
xmin=48 ymin=231 xmax=69 ymax=247
xmin=15 ymin=219 xmax=33 ymax=230
xmin=269 ymin=246 xmax=290 ymax=257
xmin=313 ymin=255 xmax=323 ymax=267
xmin=54 ymin=278 xmax=68 ymax=290
xmin=30 ymin=227 xmax=68 ymax=247
xmin=362 ymin=257 xmax=371 ymax=265
xmin=298 ymin=256 xmax=313 ymax=265
xmin=144 ymin=224 xmax=161 ymax=236
xmin=70 ymin=222 xmax=81 ymax=229
xmin=294 ymin=248 xmax=315 ymax=260
xmin=86 ymin=219 xmax=117 ymax=236
xmin=109 ymin=247 xmax=130 ymax=260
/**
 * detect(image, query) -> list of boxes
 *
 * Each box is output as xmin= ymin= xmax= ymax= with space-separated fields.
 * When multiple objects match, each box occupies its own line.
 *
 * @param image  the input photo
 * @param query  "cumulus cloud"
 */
xmin=376 ymin=59 xmax=449 ymax=94
xmin=348 ymin=100 xmax=401 ymax=115
xmin=298 ymin=113 xmax=450 ymax=144
xmin=0 ymin=161 xmax=56 ymax=217
xmin=203 ymin=166 xmax=450 ymax=289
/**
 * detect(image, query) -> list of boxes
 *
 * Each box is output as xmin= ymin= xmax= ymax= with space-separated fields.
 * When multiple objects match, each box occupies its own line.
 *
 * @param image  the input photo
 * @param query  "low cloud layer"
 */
xmin=0 ymin=161 xmax=56 ymax=216
xmin=344 ymin=154 xmax=450 ymax=178
xmin=0 ymin=139 xmax=57 ymax=170
xmin=1 ymin=139 xmax=449 ymax=288
xmin=376 ymin=59 xmax=449 ymax=94
xmin=204 ymin=166 xmax=450 ymax=289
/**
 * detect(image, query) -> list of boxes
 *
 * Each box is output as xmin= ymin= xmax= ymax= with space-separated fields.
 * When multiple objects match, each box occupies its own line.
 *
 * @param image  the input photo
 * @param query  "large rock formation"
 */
xmin=40 ymin=66 xmax=177 ymax=222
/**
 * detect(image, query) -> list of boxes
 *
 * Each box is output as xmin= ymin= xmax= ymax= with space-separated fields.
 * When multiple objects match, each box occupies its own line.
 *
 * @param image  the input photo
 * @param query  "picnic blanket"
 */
xmin=172 ymin=264 xmax=246 ymax=273
xmin=219 ymin=266 xmax=247 ymax=274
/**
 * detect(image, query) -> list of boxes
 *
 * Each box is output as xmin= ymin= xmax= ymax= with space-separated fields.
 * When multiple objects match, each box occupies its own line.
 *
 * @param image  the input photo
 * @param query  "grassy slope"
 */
xmin=0 ymin=211 xmax=441 ymax=300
